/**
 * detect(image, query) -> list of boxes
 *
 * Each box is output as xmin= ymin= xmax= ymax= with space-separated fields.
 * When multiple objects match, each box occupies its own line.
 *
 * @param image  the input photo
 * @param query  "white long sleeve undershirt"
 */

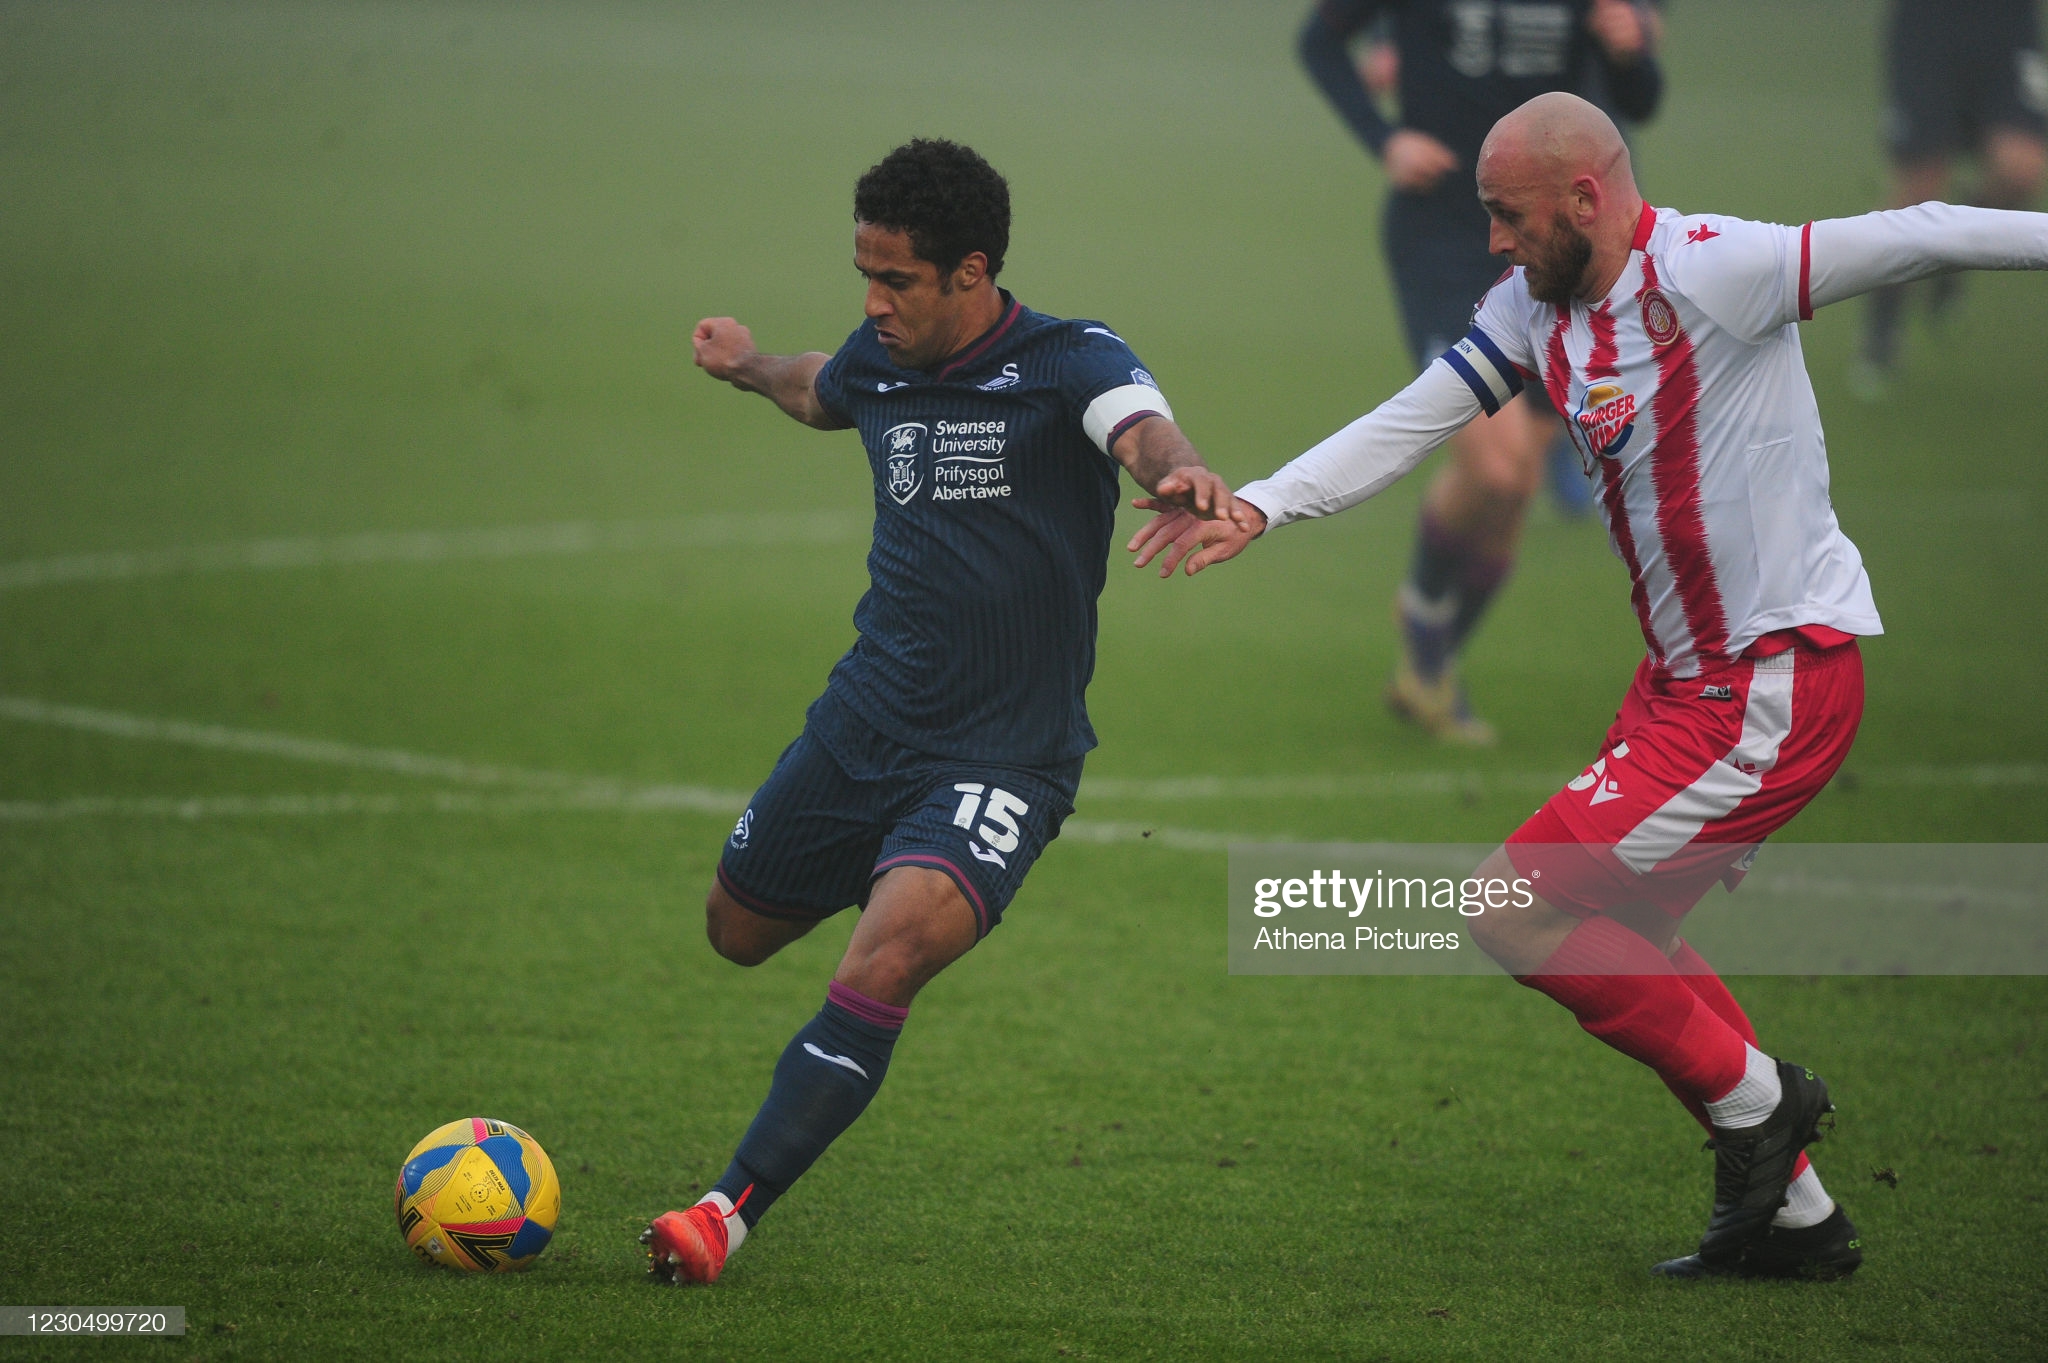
xmin=1236 ymin=361 xmax=1482 ymax=530
xmin=1806 ymin=202 xmax=2048 ymax=312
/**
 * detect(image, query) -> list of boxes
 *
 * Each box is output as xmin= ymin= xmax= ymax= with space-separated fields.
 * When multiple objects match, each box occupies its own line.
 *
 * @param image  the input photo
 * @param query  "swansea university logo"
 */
xmin=881 ymin=422 xmax=926 ymax=505
xmin=1572 ymin=382 xmax=1637 ymax=461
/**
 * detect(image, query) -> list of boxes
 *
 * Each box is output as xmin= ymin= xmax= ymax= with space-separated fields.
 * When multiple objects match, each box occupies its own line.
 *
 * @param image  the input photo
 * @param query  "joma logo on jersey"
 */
xmin=881 ymin=422 xmax=926 ymax=504
xmin=1573 ymin=383 xmax=1637 ymax=458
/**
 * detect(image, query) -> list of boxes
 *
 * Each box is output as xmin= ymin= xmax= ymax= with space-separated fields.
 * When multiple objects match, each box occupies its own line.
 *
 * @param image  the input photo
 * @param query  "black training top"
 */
xmin=1301 ymin=0 xmax=1664 ymax=239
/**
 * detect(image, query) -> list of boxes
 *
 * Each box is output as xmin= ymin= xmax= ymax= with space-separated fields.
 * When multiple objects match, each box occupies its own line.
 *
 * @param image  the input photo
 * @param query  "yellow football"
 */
xmin=394 ymin=1118 xmax=560 ymax=1271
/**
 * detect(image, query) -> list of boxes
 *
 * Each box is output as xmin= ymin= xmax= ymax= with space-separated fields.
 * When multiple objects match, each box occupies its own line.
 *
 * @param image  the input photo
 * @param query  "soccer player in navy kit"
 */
xmin=642 ymin=139 xmax=1246 ymax=1285
xmin=1300 ymin=0 xmax=1662 ymax=742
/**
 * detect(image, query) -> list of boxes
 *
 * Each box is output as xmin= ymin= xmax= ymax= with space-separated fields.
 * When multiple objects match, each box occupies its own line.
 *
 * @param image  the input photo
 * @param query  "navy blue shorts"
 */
xmin=1886 ymin=0 xmax=2046 ymax=162
xmin=716 ymin=691 xmax=1080 ymax=938
xmin=1382 ymin=197 xmax=1558 ymax=417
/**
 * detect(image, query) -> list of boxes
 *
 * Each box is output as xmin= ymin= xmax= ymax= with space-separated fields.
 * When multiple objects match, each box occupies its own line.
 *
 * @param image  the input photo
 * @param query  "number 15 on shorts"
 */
xmin=951 ymin=783 xmax=1028 ymax=867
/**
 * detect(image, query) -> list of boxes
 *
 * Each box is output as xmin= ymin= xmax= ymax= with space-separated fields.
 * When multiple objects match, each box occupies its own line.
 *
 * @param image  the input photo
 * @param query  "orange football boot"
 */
xmin=641 ymin=1203 xmax=728 ymax=1284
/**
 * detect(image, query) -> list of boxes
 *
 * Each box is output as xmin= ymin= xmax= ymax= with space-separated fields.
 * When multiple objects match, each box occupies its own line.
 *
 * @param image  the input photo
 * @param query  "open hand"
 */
xmin=1383 ymin=130 xmax=1460 ymax=193
xmin=1587 ymin=0 xmax=1653 ymax=61
xmin=1126 ymin=499 xmax=1267 ymax=578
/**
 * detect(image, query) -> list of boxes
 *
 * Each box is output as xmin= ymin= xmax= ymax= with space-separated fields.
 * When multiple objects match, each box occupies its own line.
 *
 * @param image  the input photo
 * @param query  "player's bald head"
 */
xmin=1475 ymin=92 xmax=1646 ymax=304
xmin=1478 ymin=92 xmax=1634 ymax=198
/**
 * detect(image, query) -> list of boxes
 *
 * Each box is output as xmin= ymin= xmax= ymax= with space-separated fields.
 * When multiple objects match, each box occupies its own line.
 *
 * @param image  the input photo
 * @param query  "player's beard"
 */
xmin=1523 ymin=214 xmax=1595 ymax=305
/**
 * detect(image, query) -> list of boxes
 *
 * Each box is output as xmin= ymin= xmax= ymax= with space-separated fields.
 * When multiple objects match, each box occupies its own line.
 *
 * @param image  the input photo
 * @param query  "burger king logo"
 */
xmin=1572 ymin=382 xmax=1637 ymax=459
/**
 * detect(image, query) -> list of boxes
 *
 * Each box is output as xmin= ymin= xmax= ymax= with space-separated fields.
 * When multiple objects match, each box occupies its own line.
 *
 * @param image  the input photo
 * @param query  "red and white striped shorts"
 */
xmin=1505 ymin=639 xmax=1864 ymax=919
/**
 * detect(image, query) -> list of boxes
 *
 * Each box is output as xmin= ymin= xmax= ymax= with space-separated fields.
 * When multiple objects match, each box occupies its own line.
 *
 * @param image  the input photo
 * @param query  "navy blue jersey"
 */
xmin=810 ymin=292 xmax=1171 ymax=767
xmin=1302 ymin=0 xmax=1664 ymax=245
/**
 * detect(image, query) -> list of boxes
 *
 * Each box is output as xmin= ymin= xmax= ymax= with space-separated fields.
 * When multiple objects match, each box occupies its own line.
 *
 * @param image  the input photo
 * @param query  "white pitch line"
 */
xmin=0 ymin=695 xmax=1254 ymax=849
xmin=1077 ymin=762 xmax=2048 ymax=801
xmin=0 ymin=792 xmax=1249 ymax=850
xmin=1 ymin=794 xmax=442 ymax=821
xmin=2 ymin=696 xmax=2039 ymax=853
xmin=1849 ymin=764 xmax=2048 ymax=788
xmin=0 ymin=790 xmax=792 ymax=821
xmin=0 ymin=510 xmax=865 ymax=592
xmin=1057 ymin=818 xmax=1241 ymax=854
xmin=0 ymin=695 xmax=748 ymax=813
xmin=1079 ymin=771 xmax=1562 ymax=801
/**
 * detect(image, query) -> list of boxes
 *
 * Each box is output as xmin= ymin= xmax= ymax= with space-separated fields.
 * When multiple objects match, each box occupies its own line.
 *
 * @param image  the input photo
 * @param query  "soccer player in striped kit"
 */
xmin=643 ymin=139 xmax=1247 ymax=1285
xmin=1131 ymin=92 xmax=2048 ymax=1278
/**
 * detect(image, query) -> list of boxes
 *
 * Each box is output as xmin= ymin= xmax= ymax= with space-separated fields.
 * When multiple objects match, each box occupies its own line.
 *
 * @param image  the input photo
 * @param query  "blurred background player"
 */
xmin=1859 ymin=0 xmax=2048 ymax=394
xmin=1300 ymin=0 xmax=1664 ymax=742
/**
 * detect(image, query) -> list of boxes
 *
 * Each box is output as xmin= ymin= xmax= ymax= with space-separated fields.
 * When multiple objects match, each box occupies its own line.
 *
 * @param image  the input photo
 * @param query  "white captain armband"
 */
xmin=1439 ymin=330 xmax=1524 ymax=416
xmin=1082 ymin=383 xmax=1174 ymax=455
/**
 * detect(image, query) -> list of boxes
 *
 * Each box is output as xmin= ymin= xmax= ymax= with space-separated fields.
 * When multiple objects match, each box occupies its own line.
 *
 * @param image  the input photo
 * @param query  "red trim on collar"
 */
xmin=1630 ymin=201 xmax=1657 ymax=252
xmin=937 ymin=297 xmax=1022 ymax=380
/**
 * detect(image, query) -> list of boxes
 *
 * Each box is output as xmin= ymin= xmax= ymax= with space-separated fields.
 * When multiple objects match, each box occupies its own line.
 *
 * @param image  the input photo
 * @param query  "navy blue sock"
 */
xmin=713 ymin=981 xmax=906 ymax=1229
xmin=1408 ymin=506 xmax=1465 ymax=602
xmin=1401 ymin=508 xmax=1468 ymax=680
xmin=1447 ymin=547 xmax=1513 ymax=657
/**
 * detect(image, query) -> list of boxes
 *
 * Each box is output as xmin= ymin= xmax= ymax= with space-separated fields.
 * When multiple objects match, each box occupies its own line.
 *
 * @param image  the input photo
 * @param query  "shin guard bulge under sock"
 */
xmin=1518 ymin=915 xmax=1750 ymax=1106
xmin=711 ymin=981 xmax=907 ymax=1231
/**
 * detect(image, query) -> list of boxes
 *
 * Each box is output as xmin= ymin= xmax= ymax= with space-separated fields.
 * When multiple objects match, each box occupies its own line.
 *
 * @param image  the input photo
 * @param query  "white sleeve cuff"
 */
xmin=1082 ymin=383 xmax=1173 ymax=454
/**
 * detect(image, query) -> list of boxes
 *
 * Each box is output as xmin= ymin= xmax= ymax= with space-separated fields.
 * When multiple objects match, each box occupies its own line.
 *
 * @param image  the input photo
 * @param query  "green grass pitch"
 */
xmin=2 ymin=2 xmax=2043 ymax=1359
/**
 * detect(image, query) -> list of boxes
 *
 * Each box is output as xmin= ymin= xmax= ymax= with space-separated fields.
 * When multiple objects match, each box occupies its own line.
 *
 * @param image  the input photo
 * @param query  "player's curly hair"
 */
xmin=853 ymin=138 xmax=1010 ymax=282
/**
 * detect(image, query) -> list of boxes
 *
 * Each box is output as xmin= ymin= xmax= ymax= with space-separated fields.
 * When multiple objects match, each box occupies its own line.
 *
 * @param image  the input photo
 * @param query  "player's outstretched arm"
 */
xmin=692 ymin=317 xmax=851 ymax=430
xmin=1802 ymin=203 xmax=2048 ymax=313
xmin=1126 ymin=357 xmax=1489 ymax=579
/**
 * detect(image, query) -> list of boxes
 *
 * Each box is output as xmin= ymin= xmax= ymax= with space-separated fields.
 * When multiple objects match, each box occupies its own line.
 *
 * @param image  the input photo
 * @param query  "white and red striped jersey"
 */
xmin=1238 ymin=200 xmax=2048 ymax=678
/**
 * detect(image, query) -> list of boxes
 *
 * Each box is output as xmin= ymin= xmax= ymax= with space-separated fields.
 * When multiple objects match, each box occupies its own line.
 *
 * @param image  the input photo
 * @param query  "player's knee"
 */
xmin=839 ymin=949 xmax=918 ymax=1005
xmin=1985 ymin=132 xmax=2048 ymax=206
xmin=839 ymin=923 xmax=950 ymax=1003
xmin=1463 ymin=896 xmax=1521 ymax=965
xmin=1463 ymin=849 xmax=1517 ymax=955
xmin=704 ymin=886 xmax=776 ymax=966
xmin=1887 ymin=158 xmax=1949 ymax=208
xmin=837 ymin=868 xmax=979 ymax=1004
xmin=1464 ymin=848 xmax=1573 ymax=973
xmin=1486 ymin=457 xmax=1542 ymax=504
xmin=1456 ymin=429 xmax=1544 ymax=502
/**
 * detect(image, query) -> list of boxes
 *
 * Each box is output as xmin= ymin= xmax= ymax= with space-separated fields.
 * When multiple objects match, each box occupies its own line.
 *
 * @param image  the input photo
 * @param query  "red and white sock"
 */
xmin=1703 ymin=1044 xmax=1783 ymax=1129
xmin=1668 ymin=939 xmax=1813 ymax=1183
xmin=695 ymin=1189 xmax=748 ymax=1254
